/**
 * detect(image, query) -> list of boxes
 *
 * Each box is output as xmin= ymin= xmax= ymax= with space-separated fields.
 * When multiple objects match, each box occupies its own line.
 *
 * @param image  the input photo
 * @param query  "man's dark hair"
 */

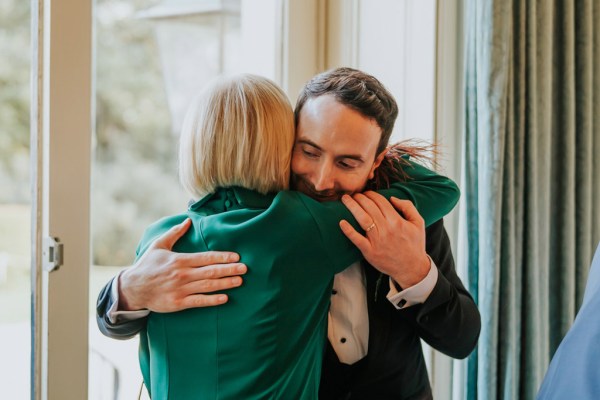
xmin=294 ymin=67 xmax=399 ymax=155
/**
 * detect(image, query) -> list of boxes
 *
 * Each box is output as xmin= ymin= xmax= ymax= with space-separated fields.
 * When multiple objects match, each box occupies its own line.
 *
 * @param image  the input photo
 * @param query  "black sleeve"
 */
xmin=403 ymin=219 xmax=481 ymax=359
xmin=96 ymin=277 xmax=147 ymax=340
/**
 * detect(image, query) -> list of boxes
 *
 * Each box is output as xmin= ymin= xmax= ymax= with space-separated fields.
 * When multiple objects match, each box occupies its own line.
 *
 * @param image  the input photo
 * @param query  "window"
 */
xmin=0 ymin=0 xmax=31 ymax=398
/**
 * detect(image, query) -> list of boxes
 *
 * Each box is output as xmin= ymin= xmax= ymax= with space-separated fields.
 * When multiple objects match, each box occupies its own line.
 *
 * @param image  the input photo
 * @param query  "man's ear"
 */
xmin=368 ymin=151 xmax=386 ymax=180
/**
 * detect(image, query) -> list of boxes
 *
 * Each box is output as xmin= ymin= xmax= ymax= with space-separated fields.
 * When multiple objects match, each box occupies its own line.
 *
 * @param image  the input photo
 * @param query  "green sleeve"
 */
xmin=380 ymin=160 xmax=460 ymax=227
xmin=297 ymin=160 xmax=460 ymax=273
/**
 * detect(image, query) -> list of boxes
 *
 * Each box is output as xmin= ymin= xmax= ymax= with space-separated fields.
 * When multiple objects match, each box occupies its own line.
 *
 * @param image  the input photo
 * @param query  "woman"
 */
xmin=137 ymin=74 xmax=458 ymax=399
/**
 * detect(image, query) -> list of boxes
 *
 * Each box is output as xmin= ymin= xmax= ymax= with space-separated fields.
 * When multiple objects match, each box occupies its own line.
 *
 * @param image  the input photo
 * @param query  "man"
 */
xmin=97 ymin=68 xmax=480 ymax=399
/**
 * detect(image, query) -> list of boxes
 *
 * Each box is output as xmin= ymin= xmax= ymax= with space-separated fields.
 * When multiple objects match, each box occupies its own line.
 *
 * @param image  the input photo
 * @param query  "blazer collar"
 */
xmin=188 ymin=186 xmax=277 ymax=212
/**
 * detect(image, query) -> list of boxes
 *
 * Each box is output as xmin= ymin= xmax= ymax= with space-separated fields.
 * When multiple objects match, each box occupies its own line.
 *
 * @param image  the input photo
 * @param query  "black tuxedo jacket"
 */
xmin=319 ymin=219 xmax=480 ymax=400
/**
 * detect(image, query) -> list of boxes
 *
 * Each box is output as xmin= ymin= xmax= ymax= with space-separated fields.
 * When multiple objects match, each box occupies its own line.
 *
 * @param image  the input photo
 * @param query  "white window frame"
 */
xmin=240 ymin=0 xmax=324 ymax=104
xmin=432 ymin=1 xmax=466 ymax=399
xmin=31 ymin=0 xmax=92 ymax=398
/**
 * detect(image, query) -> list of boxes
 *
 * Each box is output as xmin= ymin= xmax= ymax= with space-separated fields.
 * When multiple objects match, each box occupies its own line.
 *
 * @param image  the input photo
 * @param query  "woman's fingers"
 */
xmin=363 ymin=191 xmax=404 ymax=221
xmin=390 ymin=197 xmax=425 ymax=227
xmin=341 ymin=194 xmax=379 ymax=232
xmin=351 ymin=193 xmax=385 ymax=225
xmin=339 ymin=220 xmax=371 ymax=253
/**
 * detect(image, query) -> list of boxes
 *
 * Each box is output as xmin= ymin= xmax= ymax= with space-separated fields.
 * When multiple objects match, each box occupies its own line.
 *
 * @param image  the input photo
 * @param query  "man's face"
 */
xmin=291 ymin=95 xmax=385 ymax=201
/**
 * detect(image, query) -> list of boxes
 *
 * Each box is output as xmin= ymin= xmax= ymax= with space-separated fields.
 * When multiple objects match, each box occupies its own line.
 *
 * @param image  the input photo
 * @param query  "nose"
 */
xmin=312 ymin=162 xmax=335 ymax=192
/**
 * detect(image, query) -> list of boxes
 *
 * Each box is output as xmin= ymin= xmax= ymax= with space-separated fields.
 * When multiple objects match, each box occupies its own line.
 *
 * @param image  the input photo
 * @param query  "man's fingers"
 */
xmin=188 ymin=262 xmax=247 ymax=280
xmin=185 ymin=275 xmax=244 ymax=294
xmin=178 ymin=294 xmax=229 ymax=310
xmin=153 ymin=218 xmax=192 ymax=250
xmin=178 ymin=251 xmax=241 ymax=268
xmin=390 ymin=197 xmax=424 ymax=226
xmin=168 ymin=264 xmax=247 ymax=311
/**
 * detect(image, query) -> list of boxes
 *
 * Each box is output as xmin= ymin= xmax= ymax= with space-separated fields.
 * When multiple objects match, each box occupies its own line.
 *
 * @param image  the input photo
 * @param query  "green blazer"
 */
xmin=137 ymin=161 xmax=459 ymax=399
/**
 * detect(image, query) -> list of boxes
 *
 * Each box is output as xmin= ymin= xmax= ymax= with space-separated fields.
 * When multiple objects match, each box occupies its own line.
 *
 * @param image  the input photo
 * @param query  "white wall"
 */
xmin=326 ymin=0 xmax=437 ymax=144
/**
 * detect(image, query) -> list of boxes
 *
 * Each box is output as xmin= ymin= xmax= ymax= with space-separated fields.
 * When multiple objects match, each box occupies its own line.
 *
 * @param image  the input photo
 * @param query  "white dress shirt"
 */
xmin=326 ymin=257 xmax=438 ymax=364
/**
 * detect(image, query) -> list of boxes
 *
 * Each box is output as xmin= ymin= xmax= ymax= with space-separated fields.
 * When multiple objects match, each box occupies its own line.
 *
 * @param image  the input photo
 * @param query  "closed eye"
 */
xmin=338 ymin=159 xmax=360 ymax=169
xmin=302 ymin=149 xmax=319 ymax=158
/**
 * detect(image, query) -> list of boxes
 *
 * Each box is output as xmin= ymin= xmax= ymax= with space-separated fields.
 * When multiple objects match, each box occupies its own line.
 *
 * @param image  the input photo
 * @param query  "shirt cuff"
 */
xmin=108 ymin=271 xmax=150 ymax=324
xmin=386 ymin=256 xmax=438 ymax=309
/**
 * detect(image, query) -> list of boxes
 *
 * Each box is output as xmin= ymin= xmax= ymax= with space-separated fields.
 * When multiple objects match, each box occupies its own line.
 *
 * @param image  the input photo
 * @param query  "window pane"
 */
xmin=90 ymin=0 xmax=181 ymax=398
xmin=90 ymin=0 xmax=243 ymax=398
xmin=0 ymin=0 xmax=31 ymax=398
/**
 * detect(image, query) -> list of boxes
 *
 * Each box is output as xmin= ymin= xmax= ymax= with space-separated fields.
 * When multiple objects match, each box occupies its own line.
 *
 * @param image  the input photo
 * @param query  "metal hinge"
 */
xmin=43 ymin=237 xmax=63 ymax=272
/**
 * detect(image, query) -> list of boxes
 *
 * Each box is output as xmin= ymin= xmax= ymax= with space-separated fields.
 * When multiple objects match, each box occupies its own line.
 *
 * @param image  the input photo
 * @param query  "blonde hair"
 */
xmin=179 ymin=74 xmax=295 ymax=199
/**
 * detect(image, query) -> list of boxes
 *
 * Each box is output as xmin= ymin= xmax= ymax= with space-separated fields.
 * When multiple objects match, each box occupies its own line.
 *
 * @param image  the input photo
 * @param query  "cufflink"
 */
xmin=396 ymin=299 xmax=407 ymax=308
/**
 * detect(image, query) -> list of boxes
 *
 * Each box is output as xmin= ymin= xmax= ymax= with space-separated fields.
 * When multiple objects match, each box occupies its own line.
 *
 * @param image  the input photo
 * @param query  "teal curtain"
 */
xmin=464 ymin=1 xmax=600 ymax=399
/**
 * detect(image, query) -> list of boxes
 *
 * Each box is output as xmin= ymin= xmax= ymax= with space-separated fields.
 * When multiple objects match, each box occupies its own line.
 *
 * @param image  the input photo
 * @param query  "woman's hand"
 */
xmin=339 ymin=192 xmax=430 ymax=289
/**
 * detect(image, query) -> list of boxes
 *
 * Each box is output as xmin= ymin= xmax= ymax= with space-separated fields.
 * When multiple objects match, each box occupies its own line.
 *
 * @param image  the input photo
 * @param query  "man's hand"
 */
xmin=118 ymin=218 xmax=247 ymax=312
xmin=339 ymin=192 xmax=430 ymax=289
